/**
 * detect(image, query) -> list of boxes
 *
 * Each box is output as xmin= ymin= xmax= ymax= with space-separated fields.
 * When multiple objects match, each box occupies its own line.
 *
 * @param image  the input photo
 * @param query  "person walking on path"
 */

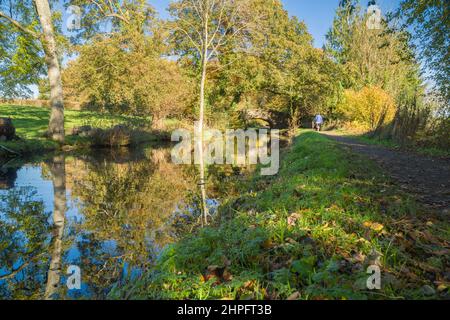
xmin=313 ymin=114 xmax=324 ymax=131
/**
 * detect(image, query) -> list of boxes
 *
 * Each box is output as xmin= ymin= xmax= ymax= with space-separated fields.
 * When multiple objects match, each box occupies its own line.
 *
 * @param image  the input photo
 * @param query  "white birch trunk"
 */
xmin=35 ymin=0 xmax=65 ymax=143
xmin=198 ymin=7 xmax=209 ymax=225
xmin=44 ymin=155 xmax=66 ymax=299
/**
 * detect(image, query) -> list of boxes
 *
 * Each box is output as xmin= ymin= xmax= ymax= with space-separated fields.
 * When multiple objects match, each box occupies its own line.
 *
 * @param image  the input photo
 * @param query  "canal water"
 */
xmin=0 ymin=144 xmax=229 ymax=299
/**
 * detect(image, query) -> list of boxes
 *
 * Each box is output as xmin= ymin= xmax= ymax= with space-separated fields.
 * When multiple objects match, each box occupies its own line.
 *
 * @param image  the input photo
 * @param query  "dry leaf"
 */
xmin=288 ymin=213 xmax=302 ymax=226
xmin=287 ymin=292 xmax=301 ymax=300
xmin=222 ymin=270 xmax=233 ymax=282
xmin=363 ymin=221 xmax=384 ymax=232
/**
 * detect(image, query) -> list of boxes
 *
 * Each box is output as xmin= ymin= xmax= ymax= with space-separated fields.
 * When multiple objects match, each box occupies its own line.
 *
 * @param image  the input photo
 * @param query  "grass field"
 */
xmin=110 ymin=131 xmax=449 ymax=300
xmin=0 ymin=104 xmax=152 ymax=157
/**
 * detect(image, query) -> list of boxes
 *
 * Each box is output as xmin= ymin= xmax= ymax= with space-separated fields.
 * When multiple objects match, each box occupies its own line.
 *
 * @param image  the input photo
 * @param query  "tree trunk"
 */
xmin=44 ymin=155 xmax=66 ymax=300
xmin=35 ymin=0 xmax=65 ymax=143
xmin=198 ymin=11 xmax=209 ymax=226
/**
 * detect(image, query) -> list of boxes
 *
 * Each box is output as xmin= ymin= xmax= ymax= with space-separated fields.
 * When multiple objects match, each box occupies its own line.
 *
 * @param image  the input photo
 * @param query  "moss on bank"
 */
xmin=110 ymin=131 xmax=449 ymax=300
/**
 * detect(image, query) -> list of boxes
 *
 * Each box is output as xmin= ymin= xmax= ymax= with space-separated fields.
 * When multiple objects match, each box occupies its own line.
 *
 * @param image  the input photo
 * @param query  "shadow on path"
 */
xmin=323 ymin=132 xmax=450 ymax=212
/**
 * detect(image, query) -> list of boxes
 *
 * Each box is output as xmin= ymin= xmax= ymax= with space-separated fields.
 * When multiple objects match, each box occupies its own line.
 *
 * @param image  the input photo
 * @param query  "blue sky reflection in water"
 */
xmin=0 ymin=147 xmax=222 ymax=299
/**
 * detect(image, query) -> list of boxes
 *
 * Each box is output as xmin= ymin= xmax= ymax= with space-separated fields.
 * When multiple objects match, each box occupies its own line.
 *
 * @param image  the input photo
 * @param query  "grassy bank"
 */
xmin=0 ymin=104 xmax=168 ymax=157
xmin=111 ymin=131 xmax=449 ymax=300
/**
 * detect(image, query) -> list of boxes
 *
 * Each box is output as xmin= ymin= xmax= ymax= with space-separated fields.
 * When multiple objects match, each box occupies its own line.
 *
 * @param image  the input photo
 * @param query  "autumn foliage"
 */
xmin=338 ymin=86 xmax=396 ymax=132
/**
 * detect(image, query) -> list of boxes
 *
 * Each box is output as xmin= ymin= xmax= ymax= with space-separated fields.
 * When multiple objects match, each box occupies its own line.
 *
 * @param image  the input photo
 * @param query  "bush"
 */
xmin=91 ymin=125 xmax=134 ymax=147
xmin=338 ymin=86 xmax=396 ymax=132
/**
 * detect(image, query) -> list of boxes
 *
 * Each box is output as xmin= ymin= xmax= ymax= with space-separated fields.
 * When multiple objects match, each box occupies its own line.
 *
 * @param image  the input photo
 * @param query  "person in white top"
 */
xmin=313 ymin=114 xmax=324 ymax=132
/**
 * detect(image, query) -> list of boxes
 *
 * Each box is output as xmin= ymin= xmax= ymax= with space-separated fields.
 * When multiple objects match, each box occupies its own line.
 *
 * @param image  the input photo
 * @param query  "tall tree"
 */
xmin=397 ymin=0 xmax=449 ymax=104
xmin=170 ymin=0 xmax=260 ymax=225
xmin=325 ymin=0 xmax=433 ymax=142
xmin=325 ymin=0 xmax=359 ymax=66
xmin=66 ymin=0 xmax=183 ymax=128
xmin=68 ymin=0 xmax=156 ymax=40
xmin=325 ymin=0 xmax=421 ymax=97
xmin=35 ymin=0 xmax=65 ymax=142
xmin=210 ymin=1 xmax=342 ymax=129
xmin=63 ymin=38 xmax=192 ymax=127
xmin=0 ymin=0 xmax=65 ymax=142
xmin=0 ymin=1 xmax=65 ymax=142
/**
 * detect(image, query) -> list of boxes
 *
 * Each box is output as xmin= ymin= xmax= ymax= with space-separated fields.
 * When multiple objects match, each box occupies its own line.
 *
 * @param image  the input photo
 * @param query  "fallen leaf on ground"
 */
xmin=288 ymin=213 xmax=302 ymax=226
xmin=287 ymin=292 xmax=301 ymax=300
xmin=363 ymin=221 xmax=384 ymax=232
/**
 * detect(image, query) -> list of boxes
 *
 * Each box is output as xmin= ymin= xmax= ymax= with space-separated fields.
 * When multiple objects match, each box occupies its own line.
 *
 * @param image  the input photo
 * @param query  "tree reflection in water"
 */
xmin=44 ymin=155 xmax=67 ymax=300
xmin=0 ymin=144 xmax=231 ymax=299
xmin=0 ymin=186 xmax=52 ymax=299
xmin=66 ymin=147 xmax=197 ymax=297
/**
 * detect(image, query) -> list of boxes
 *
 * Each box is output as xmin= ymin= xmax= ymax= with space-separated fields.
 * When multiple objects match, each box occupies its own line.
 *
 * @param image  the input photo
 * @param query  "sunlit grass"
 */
xmin=0 ymin=104 xmax=160 ymax=156
xmin=0 ymin=104 xmax=151 ymax=139
xmin=111 ymin=131 xmax=448 ymax=300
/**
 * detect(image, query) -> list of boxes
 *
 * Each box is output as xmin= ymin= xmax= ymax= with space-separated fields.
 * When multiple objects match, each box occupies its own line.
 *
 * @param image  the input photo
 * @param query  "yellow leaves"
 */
xmin=243 ymin=280 xmax=256 ymax=290
xmin=321 ymin=222 xmax=333 ymax=233
xmin=363 ymin=221 xmax=384 ymax=233
xmin=437 ymin=284 xmax=448 ymax=293
xmin=338 ymin=86 xmax=396 ymax=131
xmin=285 ymin=238 xmax=299 ymax=245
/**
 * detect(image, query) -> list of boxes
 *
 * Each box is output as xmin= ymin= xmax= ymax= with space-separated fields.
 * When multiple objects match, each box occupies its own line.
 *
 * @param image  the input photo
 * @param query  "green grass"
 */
xmin=110 ymin=131 xmax=449 ymax=300
xmin=0 ymin=104 xmax=157 ymax=157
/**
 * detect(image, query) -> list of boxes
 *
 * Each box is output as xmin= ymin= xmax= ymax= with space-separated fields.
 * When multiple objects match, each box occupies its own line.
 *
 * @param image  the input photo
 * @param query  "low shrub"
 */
xmin=91 ymin=125 xmax=134 ymax=147
xmin=337 ymin=86 xmax=396 ymax=132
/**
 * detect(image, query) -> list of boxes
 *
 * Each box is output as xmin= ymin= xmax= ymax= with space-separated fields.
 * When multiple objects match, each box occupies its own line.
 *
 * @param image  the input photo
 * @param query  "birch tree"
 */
xmin=170 ymin=0 xmax=261 ymax=225
xmin=0 ymin=0 xmax=65 ymax=142
xmin=44 ymin=155 xmax=67 ymax=300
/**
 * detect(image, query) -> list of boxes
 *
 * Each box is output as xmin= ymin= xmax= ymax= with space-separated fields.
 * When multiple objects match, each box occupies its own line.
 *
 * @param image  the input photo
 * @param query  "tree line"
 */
xmin=0 ymin=0 xmax=448 ymax=148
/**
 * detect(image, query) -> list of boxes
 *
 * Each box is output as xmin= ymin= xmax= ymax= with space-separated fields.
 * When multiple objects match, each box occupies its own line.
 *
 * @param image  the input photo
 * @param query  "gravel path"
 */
xmin=323 ymin=133 xmax=450 ymax=212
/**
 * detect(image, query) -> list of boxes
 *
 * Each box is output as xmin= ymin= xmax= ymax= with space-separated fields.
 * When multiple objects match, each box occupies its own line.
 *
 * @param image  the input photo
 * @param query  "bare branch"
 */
xmin=91 ymin=0 xmax=106 ymax=15
xmin=176 ymin=15 xmax=204 ymax=47
xmin=174 ymin=26 xmax=202 ymax=55
xmin=0 ymin=252 xmax=45 ymax=281
xmin=105 ymin=12 xmax=130 ymax=24
xmin=0 ymin=10 xmax=39 ymax=38
xmin=90 ymin=0 xmax=130 ymax=24
xmin=190 ymin=0 xmax=204 ymax=23
xmin=207 ymin=0 xmax=226 ymax=48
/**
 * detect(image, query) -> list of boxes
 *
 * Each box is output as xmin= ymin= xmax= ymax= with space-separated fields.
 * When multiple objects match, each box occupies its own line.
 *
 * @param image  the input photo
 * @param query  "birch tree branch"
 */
xmin=0 ymin=10 xmax=39 ymax=38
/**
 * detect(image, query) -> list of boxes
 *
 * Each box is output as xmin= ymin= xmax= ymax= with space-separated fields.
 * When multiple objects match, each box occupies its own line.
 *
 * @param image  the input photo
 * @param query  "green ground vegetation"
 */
xmin=110 ymin=131 xmax=449 ymax=300
xmin=0 ymin=104 xmax=170 ymax=157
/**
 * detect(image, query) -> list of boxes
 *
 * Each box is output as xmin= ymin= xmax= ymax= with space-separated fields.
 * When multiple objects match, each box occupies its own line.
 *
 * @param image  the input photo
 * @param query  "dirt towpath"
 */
xmin=323 ymin=132 xmax=450 ymax=212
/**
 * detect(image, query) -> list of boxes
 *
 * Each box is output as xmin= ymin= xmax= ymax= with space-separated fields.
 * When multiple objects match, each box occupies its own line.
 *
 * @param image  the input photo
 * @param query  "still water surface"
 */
xmin=0 ymin=144 xmax=226 ymax=299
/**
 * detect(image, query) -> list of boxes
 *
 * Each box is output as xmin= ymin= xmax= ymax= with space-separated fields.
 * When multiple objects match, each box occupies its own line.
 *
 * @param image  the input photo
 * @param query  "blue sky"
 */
xmin=58 ymin=0 xmax=403 ymax=48
xmin=149 ymin=0 xmax=402 ymax=48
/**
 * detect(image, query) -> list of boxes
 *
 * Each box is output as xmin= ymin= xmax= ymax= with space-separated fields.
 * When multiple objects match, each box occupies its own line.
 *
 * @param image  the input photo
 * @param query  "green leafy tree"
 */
xmin=62 ymin=1 xmax=191 ymax=127
xmin=210 ymin=1 xmax=342 ymax=129
xmin=397 ymin=0 xmax=449 ymax=104
xmin=0 ymin=0 xmax=66 ymax=142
